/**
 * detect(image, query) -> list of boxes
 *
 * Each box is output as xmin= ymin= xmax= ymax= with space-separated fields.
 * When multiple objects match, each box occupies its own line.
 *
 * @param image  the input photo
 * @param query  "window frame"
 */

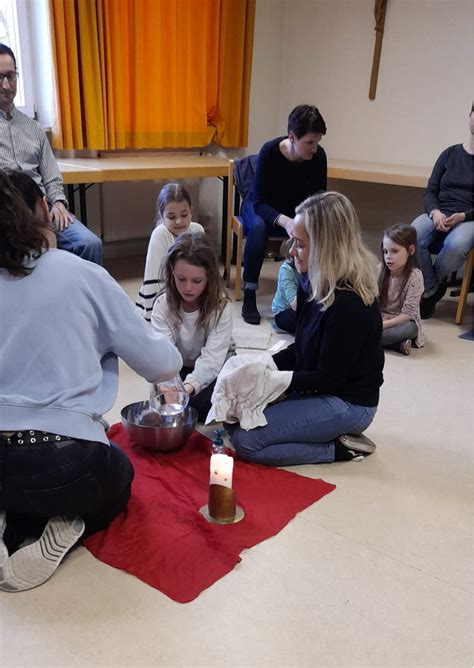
xmin=0 ymin=0 xmax=36 ymax=118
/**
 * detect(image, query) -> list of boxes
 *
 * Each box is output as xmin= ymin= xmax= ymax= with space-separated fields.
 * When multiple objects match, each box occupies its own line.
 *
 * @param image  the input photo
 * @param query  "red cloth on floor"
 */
xmin=84 ymin=423 xmax=336 ymax=603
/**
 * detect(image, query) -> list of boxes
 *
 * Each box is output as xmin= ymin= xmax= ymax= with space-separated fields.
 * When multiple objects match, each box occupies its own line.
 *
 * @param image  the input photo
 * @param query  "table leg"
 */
xmin=221 ymin=175 xmax=228 ymax=262
xmin=79 ymin=185 xmax=88 ymax=227
xmin=67 ymin=185 xmax=76 ymax=216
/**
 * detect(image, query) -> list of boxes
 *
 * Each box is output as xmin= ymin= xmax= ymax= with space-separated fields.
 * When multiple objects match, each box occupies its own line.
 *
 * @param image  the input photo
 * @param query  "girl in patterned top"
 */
xmin=379 ymin=224 xmax=425 ymax=355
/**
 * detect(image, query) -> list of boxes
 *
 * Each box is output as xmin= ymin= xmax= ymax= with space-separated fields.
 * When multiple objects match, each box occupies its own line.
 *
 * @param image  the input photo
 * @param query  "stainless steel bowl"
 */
xmin=121 ymin=401 xmax=197 ymax=453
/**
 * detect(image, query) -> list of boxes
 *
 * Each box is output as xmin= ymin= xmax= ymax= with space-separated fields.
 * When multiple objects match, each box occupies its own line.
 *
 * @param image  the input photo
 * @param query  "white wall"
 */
xmin=247 ymin=0 xmax=287 ymax=152
xmin=276 ymin=0 xmax=474 ymax=166
xmin=243 ymin=0 xmax=474 ymax=246
xmin=49 ymin=0 xmax=474 ymax=254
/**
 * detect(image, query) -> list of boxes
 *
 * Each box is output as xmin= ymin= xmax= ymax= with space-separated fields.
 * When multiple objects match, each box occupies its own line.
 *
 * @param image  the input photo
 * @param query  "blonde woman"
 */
xmin=229 ymin=192 xmax=384 ymax=465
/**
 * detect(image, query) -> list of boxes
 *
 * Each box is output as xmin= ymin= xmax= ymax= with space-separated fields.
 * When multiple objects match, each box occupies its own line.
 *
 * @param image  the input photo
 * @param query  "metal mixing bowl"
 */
xmin=121 ymin=401 xmax=197 ymax=453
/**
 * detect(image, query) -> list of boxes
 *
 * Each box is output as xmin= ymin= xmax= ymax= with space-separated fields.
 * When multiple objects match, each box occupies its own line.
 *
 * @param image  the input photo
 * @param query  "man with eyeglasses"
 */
xmin=0 ymin=44 xmax=102 ymax=265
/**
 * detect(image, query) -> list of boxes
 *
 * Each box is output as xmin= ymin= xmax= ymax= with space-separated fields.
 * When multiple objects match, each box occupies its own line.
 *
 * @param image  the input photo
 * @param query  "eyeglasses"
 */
xmin=0 ymin=71 xmax=18 ymax=85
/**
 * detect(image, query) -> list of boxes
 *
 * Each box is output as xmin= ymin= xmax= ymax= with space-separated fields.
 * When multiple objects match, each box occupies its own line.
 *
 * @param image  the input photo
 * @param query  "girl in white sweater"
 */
xmin=152 ymin=233 xmax=233 ymax=422
xmin=136 ymin=183 xmax=204 ymax=321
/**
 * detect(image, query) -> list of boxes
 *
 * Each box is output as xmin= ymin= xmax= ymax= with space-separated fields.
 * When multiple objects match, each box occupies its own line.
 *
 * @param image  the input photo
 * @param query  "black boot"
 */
xmin=242 ymin=289 xmax=261 ymax=325
xmin=420 ymin=282 xmax=447 ymax=319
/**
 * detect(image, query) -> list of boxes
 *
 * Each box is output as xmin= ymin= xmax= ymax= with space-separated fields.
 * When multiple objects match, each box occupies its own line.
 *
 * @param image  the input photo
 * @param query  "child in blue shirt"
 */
xmin=271 ymin=240 xmax=299 ymax=333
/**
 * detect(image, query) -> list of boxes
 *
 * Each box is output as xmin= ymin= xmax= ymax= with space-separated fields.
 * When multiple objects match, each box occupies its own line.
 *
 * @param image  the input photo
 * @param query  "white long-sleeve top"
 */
xmin=136 ymin=222 xmax=204 ymax=321
xmin=151 ymin=294 xmax=233 ymax=394
xmin=0 ymin=249 xmax=182 ymax=444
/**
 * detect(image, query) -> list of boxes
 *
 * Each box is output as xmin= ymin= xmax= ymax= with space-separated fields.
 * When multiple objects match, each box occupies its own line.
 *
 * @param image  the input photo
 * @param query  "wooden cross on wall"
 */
xmin=369 ymin=0 xmax=389 ymax=99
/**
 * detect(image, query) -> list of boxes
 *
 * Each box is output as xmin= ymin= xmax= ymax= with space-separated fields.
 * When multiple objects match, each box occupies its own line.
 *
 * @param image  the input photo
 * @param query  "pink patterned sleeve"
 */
xmin=400 ymin=269 xmax=424 ymax=320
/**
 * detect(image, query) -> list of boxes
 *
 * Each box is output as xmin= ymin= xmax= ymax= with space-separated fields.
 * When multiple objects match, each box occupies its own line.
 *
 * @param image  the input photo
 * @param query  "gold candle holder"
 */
xmin=199 ymin=484 xmax=245 ymax=525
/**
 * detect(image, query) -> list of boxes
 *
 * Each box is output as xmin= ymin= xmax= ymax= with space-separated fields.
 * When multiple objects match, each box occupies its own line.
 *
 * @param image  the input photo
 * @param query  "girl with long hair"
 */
xmin=151 ymin=232 xmax=233 ymax=422
xmin=136 ymin=183 xmax=205 ymax=321
xmin=379 ymin=224 xmax=425 ymax=355
xmin=229 ymin=191 xmax=384 ymax=465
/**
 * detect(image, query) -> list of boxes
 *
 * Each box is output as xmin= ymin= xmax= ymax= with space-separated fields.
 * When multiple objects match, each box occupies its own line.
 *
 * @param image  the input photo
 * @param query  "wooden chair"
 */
xmin=225 ymin=156 xmax=283 ymax=301
xmin=455 ymin=247 xmax=474 ymax=324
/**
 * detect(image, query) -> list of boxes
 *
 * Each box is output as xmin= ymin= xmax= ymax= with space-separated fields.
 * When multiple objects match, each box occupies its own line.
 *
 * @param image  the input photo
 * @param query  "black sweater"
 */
xmin=424 ymin=144 xmax=474 ymax=220
xmin=251 ymin=137 xmax=327 ymax=223
xmin=273 ymin=277 xmax=384 ymax=407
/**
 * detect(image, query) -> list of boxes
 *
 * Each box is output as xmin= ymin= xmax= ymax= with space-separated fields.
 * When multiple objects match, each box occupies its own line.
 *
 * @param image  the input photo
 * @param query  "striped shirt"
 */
xmin=0 ymin=106 xmax=66 ymax=205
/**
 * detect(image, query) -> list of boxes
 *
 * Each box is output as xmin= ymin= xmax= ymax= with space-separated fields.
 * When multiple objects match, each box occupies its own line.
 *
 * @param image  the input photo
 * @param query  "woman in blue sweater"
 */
xmin=230 ymin=192 xmax=384 ymax=466
xmin=0 ymin=171 xmax=182 ymax=591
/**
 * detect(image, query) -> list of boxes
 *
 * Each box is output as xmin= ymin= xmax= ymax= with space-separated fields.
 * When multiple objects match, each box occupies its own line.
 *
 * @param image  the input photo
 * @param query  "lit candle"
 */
xmin=209 ymin=454 xmax=233 ymax=489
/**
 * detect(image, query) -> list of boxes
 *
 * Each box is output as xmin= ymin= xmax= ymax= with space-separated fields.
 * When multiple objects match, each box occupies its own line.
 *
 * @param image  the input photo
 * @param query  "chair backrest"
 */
xmin=233 ymin=154 xmax=258 ymax=201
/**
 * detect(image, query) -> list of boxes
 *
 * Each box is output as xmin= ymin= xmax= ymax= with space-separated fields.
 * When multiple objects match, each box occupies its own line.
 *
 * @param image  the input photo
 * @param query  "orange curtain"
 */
xmin=49 ymin=0 xmax=255 ymax=151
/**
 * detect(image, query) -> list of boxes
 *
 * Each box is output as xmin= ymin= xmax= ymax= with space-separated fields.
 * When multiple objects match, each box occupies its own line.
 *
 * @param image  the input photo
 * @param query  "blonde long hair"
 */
xmin=296 ymin=191 xmax=379 ymax=308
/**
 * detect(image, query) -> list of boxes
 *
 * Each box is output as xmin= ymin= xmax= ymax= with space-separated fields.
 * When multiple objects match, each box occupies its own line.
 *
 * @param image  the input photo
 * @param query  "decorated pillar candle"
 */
xmin=209 ymin=453 xmax=233 ymax=489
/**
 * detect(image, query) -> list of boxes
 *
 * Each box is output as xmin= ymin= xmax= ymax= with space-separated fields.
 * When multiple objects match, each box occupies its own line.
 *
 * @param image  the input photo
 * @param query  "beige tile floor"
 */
xmin=1 ymin=255 xmax=473 ymax=668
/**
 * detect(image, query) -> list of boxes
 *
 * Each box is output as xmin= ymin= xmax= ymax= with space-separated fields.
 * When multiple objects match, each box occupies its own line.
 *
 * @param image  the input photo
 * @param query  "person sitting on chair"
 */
xmin=0 ymin=43 xmax=102 ymax=265
xmin=240 ymin=104 xmax=327 ymax=324
xmin=412 ymin=102 xmax=474 ymax=319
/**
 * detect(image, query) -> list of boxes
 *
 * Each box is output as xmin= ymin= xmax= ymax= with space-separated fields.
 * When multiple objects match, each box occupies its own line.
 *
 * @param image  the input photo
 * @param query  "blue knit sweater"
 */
xmin=0 ymin=249 xmax=182 ymax=443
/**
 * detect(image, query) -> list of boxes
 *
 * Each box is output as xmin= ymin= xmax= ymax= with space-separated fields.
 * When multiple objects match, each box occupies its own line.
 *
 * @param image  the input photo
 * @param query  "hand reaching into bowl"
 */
xmin=150 ymin=375 xmax=189 ymax=416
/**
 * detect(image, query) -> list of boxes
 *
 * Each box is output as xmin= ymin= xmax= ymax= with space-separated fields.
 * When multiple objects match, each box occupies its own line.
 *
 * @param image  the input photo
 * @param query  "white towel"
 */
xmin=206 ymin=353 xmax=293 ymax=430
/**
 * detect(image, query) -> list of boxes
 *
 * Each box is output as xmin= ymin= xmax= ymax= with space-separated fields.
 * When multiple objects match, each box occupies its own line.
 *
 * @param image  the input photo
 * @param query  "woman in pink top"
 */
xmin=379 ymin=224 xmax=425 ymax=356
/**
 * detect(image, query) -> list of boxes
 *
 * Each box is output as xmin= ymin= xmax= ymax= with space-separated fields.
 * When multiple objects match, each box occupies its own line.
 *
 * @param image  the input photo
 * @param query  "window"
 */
xmin=0 ymin=0 xmax=36 ymax=118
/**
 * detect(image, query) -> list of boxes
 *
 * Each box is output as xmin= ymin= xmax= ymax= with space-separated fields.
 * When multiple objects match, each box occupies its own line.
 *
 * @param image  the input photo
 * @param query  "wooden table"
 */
xmin=57 ymin=154 xmax=230 ymax=256
xmin=328 ymin=159 xmax=430 ymax=188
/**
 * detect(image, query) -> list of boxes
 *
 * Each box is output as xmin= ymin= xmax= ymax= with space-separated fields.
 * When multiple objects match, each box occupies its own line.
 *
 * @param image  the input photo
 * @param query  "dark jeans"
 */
xmin=180 ymin=367 xmax=215 ymax=423
xmin=275 ymin=308 xmax=297 ymax=334
xmin=0 ymin=437 xmax=134 ymax=553
xmin=241 ymin=199 xmax=288 ymax=289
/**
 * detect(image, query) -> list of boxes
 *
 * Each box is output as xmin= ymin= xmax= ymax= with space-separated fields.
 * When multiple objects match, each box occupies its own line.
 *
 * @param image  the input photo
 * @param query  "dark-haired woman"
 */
xmin=412 ymin=104 xmax=474 ymax=319
xmin=241 ymin=104 xmax=328 ymax=324
xmin=0 ymin=171 xmax=182 ymax=591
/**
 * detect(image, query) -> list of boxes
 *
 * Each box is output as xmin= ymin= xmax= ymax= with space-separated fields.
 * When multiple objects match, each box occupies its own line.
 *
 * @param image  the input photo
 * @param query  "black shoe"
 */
xmin=242 ymin=289 xmax=261 ymax=325
xmin=420 ymin=283 xmax=447 ymax=319
xmin=334 ymin=433 xmax=376 ymax=461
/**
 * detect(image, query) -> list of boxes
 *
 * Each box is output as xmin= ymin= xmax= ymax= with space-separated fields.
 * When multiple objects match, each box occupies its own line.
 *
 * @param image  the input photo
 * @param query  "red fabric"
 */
xmin=85 ymin=423 xmax=336 ymax=603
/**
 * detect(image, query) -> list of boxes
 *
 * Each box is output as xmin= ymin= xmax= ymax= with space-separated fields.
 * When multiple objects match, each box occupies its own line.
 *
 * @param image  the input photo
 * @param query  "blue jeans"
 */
xmin=412 ymin=214 xmax=474 ymax=297
xmin=57 ymin=215 xmax=103 ymax=265
xmin=0 ymin=437 xmax=133 ymax=552
xmin=228 ymin=394 xmax=377 ymax=466
xmin=241 ymin=199 xmax=287 ymax=289
xmin=381 ymin=320 xmax=418 ymax=347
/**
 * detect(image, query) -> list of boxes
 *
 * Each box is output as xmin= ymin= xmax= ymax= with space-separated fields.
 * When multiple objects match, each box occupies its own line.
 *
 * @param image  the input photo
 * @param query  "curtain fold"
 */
xmin=49 ymin=0 xmax=255 ymax=151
